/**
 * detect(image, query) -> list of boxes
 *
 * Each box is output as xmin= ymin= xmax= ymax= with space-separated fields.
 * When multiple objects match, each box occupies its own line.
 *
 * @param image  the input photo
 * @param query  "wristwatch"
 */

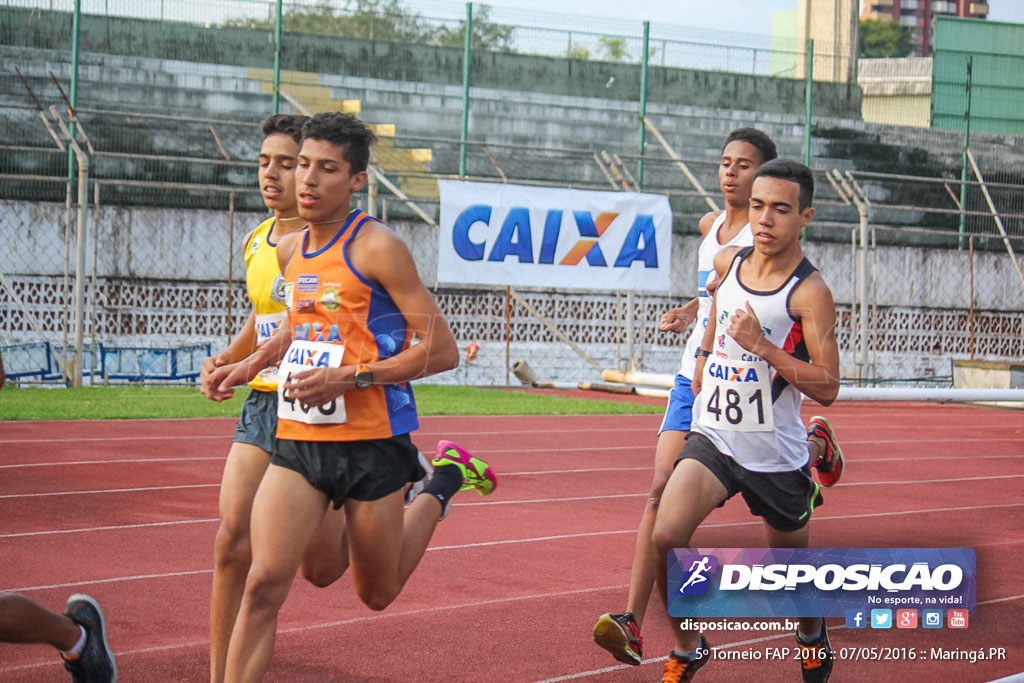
xmin=695 ymin=348 xmax=712 ymax=359
xmin=354 ymin=364 xmax=374 ymax=389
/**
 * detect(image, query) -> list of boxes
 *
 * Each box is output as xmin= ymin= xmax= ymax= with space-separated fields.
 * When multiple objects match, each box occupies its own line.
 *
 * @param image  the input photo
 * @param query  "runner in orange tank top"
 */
xmin=203 ymin=112 xmax=495 ymax=681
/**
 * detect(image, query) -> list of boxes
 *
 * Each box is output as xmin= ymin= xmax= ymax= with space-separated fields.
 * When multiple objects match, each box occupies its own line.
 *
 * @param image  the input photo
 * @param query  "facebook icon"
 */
xmin=846 ymin=609 xmax=867 ymax=629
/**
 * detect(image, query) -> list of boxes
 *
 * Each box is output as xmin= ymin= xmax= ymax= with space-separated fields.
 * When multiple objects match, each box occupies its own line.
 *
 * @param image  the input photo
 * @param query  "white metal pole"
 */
xmin=72 ymin=154 xmax=88 ymax=387
xmin=626 ymin=290 xmax=635 ymax=371
xmin=367 ymin=170 xmax=378 ymax=217
xmin=858 ymin=199 xmax=868 ymax=385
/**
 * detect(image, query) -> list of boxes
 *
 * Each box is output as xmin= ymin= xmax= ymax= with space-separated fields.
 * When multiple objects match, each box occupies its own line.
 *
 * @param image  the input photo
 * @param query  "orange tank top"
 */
xmin=276 ymin=210 xmax=419 ymax=442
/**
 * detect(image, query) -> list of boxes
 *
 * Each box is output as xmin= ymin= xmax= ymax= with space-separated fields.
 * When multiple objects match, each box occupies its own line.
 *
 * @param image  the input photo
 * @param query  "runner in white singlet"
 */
xmin=594 ymin=129 xmax=781 ymax=666
xmin=653 ymin=160 xmax=842 ymax=683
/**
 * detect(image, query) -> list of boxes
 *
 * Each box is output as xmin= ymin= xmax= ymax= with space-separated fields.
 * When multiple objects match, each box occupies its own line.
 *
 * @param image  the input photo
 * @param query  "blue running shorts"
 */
xmin=658 ymin=374 xmax=695 ymax=434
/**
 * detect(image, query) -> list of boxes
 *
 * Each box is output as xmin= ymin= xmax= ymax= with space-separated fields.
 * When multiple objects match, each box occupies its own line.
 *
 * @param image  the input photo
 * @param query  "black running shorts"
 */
xmin=675 ymin=432 xmax=823 ymax=532
xmin=272 ymin=433 xmax=426 ymax=508
xmin=232 ymin=389 xmax=278 ymax=453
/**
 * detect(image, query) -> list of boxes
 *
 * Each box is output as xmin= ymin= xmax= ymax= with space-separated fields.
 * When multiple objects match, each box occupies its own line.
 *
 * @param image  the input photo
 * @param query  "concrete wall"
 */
xmin=4 ymin=200 xmax=1021 ymax=312
xmin=859 ymin=57 xmax=932 ymax=128
xmin=861 ymin=93 xmax=932 ymax=128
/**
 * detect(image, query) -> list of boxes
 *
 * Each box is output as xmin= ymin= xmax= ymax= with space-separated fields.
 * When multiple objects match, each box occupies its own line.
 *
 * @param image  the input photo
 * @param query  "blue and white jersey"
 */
xmin=691 ymin=247 xmax=817 ymax=473
xmin=679 ymin=213 xmax=753 ymax=380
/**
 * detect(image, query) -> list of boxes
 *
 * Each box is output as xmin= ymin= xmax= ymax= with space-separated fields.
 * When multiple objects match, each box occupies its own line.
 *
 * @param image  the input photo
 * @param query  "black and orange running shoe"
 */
xmin=62 ymin=594 xmax=117 ymax=683
xmin=807 ymin=416 xmax=844 ymax=487
xmin=661 ymin=635 xmax=710 ymax=683
xmin=797 ymin=622 xmax=834 ymax=683
xmin=593 ymin=612 xmax=643 ymax=665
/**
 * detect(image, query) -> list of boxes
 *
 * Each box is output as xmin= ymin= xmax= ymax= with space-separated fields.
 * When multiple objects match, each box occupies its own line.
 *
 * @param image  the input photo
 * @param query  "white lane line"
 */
xmin=0 ymin=447 xmax=651 ymax=470
xmin=457 ymin=493 xmax=646 ymax=506
xmin=839 ymin=474 xmax=1024 ymax=486
xmin=5 ymin=533 xmax=639 ymax=590
xmin=2 ymin=423 xmax=1018 ymax=447
xmin=500 ymin=466 xmax=652 ymax=476
xmin=428 ymin=529 xmax=635 ymax=551
xmin=0 ymin=456 xmax=225 ymax=469
xmin=0 ymin=583 xmax=631 ymax=674
xmin=0 ymin=522 xmax=636 ymax=547
xmin=837 ymin=437 xmax=1023 ymax=444
xmin=851 ymin=453 xmax=1024 ymax=462
xmin=0 ymin=435 xmax=231 ymax=444
xmin=7 ymin=502 xmax=1024 ymax=587
xmin=6 ymin=569 xmax=216 ymax=593
xmin=457 ymin=474 xmax=1024 ymax=505
xmin=483 ymin=459 xmax=1024 ymax=478
xmin=0 ymin=425 xmax=660 ymax=445
xmin=3 ymin=450 xmax=1022 ymax=472
xmin=0 ymin=518 xmax=218 ymax=539
xmin=0 ymin=484 xmax=218 ymax=500
xmin=5 ymin=471 xmax=1024 ymax=522
xmin=3 ymin=437 xmax=1021 ymax=471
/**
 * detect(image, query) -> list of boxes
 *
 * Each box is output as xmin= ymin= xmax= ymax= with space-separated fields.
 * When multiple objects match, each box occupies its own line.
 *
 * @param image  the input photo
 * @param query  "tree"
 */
xmin=598 ymin=36 xmax=630 ymax=61
xmin=859 ymin=18 xmax=913 ymax=58
xmin=566 ymin=43 xmax=590 ymax=60
xmin=431 ymin=5 xmax=514 ymax=51
xmin=227 ymin=0 xmax=514 ymax=52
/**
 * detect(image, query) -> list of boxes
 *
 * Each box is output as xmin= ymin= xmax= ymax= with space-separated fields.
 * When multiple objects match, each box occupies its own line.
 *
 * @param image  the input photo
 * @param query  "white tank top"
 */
xmin=691 ymin=247 xmax=817 ymax=472
xmin=679 ymin=214 xmax=753 ymax=379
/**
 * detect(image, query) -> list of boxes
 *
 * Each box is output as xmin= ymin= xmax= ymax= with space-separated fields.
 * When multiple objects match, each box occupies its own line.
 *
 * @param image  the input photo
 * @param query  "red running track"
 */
xmin=1 ymin=403 xmax=1023 ymax=681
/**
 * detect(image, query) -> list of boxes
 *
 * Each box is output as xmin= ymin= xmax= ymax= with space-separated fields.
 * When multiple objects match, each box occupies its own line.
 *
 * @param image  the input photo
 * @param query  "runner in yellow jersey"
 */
xmin=200 ymin=114 xmax=333 ymax=683
xmin=203 ymin=112 xmax=496 ymax=680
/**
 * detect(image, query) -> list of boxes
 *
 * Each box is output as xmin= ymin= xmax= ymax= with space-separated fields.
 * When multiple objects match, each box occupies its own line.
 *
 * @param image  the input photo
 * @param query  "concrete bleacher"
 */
xmin=3 ymin=7 xmax=1022 ymax=238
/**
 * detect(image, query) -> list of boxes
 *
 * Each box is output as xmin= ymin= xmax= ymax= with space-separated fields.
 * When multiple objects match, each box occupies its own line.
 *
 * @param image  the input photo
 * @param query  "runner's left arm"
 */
xmin=282 ymin=225 xmax=458 ymax=406
xmin=658 ymin=298 xmax=698 ymax=334
xmin=363 ymin=229 xmax=459 ymax=382
xmin=726 ymin=274 xmax=840 ymax=406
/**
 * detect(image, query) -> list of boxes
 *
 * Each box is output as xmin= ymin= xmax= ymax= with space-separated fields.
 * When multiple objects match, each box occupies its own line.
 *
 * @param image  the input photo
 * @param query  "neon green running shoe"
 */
xmin=432 ymin=440 xmax=497 ymax=496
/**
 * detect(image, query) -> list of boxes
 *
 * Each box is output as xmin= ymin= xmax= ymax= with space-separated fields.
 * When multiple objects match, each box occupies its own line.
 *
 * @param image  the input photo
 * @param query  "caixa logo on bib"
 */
xmin=667 ymin=548 xmax=976 ymax=618
xmin=437 ymin=180 xmax=673 ymax=292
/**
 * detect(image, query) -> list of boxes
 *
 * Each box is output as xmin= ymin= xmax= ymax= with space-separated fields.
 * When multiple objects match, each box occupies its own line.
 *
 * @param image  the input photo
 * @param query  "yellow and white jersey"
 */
xmin=243 ymin=217 xmax=288 ymax=392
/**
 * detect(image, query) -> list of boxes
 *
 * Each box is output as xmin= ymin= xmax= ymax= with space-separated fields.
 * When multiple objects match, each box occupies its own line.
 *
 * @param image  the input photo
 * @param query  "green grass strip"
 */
xmin=0 ymin=384 xmax=661 ymax=420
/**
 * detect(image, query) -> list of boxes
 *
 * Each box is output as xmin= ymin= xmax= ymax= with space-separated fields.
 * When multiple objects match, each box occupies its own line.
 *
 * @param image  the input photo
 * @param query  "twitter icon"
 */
xmin=871 ymin=609 xmax=893 ymax=629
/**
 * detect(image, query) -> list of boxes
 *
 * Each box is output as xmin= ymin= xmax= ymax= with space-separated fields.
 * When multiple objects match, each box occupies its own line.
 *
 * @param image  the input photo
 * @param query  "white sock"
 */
xmin=61 ymin=625 xmax=87 ymax=659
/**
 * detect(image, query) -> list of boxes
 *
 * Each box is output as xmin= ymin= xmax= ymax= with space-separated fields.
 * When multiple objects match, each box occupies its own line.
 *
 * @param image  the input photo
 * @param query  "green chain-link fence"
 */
xmin=2 ymin=0 xmax=1022 ymax=386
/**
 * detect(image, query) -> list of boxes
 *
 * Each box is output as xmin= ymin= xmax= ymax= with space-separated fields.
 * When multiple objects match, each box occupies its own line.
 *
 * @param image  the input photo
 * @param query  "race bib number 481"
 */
xmin=698 ymin=359 xmax=773 ymax=432
xmin=277 ymin=340 xmax=347 ymax=425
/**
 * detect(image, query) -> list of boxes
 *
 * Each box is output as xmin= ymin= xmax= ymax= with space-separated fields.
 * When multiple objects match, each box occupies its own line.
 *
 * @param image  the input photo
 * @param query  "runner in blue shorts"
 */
xmin=594 ymin=130 xmax=845 ymax=667
xmin=653 ymin=159 xmax=841 ymax=682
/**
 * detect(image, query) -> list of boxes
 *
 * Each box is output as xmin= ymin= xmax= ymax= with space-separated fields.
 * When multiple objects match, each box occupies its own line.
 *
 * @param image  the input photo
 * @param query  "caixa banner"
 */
xmin=437 ymin=180 xmax=673 ymax=292
xmin=668 ymin=548 xmax=976 ymax=618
